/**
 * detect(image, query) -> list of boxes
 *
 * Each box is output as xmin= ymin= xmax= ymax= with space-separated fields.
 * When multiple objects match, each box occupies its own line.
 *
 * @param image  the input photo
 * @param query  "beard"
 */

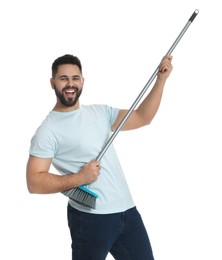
xmin=54 ymin=84 xmax=82 ymax=107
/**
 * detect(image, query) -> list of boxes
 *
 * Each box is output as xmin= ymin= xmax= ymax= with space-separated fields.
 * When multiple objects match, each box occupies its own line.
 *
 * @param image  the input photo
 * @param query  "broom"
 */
xmin=62 ymin=9 xmax=199 ymax=209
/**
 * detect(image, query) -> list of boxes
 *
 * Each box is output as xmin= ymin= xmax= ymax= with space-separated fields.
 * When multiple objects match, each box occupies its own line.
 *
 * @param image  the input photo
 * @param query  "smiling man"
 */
xmin=26 ymin=54 xmax=173 ymax=260
xmin=51 ymin=61 xmax=84 ymax=109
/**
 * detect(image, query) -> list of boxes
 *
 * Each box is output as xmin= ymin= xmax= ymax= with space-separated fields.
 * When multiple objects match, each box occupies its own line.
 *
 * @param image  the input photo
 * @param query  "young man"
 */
xmin=26 ymin=54 xmax=173 ymax=259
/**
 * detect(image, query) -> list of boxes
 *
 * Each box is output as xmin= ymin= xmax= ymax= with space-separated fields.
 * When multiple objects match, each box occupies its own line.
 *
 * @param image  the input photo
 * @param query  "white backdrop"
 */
xmin=1 ymin=1 xmax=221 ymax=259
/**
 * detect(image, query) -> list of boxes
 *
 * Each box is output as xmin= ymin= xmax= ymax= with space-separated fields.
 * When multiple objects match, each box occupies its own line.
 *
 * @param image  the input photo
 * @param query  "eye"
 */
xmin=73 ymin=76 xmax=81 ymax=81
xmin=60 ymin=77 xmax=68 ymax=81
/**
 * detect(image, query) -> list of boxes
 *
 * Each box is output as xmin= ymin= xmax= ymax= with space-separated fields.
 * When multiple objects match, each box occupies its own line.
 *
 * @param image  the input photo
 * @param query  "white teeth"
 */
xmin=66 ymin=90 xmax=75 ymax=93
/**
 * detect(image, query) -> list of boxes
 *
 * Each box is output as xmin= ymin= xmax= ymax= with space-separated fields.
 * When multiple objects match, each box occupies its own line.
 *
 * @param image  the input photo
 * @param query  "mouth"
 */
xmin=63 ymin=88 xmax=77 ymax=98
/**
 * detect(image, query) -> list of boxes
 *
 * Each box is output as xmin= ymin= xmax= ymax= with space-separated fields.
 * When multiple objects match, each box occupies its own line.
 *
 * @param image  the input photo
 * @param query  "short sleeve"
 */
xmin=102 ymin=105 xmax=119 ymax=127
xmin=29 ymin=126 xmax=58 ymax=158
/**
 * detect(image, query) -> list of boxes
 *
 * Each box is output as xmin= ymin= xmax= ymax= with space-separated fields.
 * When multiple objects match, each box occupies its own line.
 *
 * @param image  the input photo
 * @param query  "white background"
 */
xmin=1 ymin=0 xmax=221 ymax=259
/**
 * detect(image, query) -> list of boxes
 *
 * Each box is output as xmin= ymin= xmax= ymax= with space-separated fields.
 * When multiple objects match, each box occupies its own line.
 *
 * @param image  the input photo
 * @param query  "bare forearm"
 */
xmin=27 ymin=171 xmax=83 ymax=194
xmin=26 ymin=157 xmax=100 ymax=194
xmin=136 ymin=77 xmax=166 ymax=125
xmin=135 ymin=55 xmax=173 ymax=125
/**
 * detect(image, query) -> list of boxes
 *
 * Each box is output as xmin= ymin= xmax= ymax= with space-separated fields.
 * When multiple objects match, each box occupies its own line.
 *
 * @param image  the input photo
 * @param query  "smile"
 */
xmin=65 ymin=89 xmax=76 ymax=94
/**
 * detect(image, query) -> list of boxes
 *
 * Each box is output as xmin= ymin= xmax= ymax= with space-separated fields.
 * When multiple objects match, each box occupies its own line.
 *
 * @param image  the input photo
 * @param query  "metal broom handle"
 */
xmin=96 ymin=9 xmax=199 ymax=161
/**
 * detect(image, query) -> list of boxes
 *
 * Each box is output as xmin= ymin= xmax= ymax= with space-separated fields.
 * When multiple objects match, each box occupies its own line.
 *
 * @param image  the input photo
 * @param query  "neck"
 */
xmin=52 ymin=101 xmax=80 ymax=112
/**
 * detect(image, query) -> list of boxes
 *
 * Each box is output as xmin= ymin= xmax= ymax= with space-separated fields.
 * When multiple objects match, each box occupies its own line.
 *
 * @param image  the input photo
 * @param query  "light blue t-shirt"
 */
xmin=29 ymin=104 xmax=135 ymax=214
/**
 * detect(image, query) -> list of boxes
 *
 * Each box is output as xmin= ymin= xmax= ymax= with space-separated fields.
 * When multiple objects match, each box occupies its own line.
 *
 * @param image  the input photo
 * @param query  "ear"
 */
xmin=50 ymin=78 xmax=55 ymax=89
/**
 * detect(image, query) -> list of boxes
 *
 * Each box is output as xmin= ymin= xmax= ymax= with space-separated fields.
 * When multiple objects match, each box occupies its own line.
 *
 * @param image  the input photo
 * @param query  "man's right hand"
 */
xmin=78 ymin=160 xmax=101 ymax=185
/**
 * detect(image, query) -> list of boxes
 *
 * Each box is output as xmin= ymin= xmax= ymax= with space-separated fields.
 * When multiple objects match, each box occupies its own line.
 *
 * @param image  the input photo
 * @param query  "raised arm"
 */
xmin=26 ymin=155 xmax=100 ymax=194
xmin=112 ymin=55 xmax=173 ymax=131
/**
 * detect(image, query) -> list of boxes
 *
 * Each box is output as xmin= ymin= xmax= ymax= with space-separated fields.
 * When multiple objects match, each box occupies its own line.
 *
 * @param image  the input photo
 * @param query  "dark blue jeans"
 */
xmin=67 ymin=204 xmax=155 ymax=260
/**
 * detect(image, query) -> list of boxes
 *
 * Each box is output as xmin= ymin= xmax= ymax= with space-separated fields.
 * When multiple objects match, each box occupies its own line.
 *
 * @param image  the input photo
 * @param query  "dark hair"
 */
xmin=51 ymin=54 xmax=82 ymax=78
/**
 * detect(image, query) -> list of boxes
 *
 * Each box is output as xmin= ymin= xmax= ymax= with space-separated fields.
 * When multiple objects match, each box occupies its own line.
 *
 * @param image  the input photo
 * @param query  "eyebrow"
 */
xmin=58 ymin=75 xmax=81 ymax=79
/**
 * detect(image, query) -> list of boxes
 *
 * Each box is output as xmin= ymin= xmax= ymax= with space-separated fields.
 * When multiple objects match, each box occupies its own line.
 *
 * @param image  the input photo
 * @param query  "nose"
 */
xmin=66 ymin=78 xmax=75 ymax=88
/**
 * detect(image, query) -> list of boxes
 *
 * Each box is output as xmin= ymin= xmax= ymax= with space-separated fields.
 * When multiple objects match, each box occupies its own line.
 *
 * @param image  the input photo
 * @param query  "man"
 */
xmin=26 ymin=54 xmax=173 ymax=259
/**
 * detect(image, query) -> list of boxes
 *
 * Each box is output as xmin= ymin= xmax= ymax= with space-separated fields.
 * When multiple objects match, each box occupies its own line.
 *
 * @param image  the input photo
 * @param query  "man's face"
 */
xmin=51 ymin=64 xmax=84 ymax=107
